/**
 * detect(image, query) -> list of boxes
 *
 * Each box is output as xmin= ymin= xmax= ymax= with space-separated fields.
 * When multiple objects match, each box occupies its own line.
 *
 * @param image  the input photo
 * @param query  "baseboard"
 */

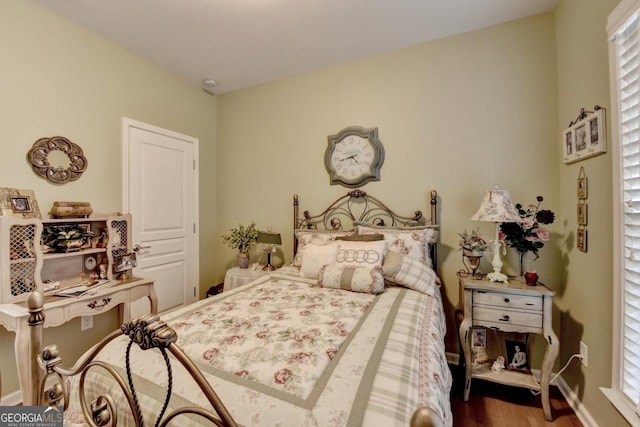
xmin=0 ymin=389 xmax=22 ymax=406
xmin=553 ymin=374 xmax=599 ymax=427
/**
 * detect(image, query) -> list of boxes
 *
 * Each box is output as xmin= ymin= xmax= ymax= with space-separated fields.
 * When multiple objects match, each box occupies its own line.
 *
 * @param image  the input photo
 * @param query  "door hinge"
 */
xmin=193 ymin=159 xmax=196 ymax=170
xmin=193 ymin=223 xmax=196 ymax=233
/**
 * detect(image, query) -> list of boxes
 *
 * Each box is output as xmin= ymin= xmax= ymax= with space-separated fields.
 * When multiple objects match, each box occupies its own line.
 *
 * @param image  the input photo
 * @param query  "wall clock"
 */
xmin=325 ymin=126 xmax=384 ymax=188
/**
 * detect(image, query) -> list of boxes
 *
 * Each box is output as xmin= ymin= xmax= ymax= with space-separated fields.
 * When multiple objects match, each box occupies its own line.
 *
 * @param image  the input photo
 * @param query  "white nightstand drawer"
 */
xmin=472 ymin=306 xmax=542 ymax=329
xmin=473 ymin=290 xmax=542 ymax=311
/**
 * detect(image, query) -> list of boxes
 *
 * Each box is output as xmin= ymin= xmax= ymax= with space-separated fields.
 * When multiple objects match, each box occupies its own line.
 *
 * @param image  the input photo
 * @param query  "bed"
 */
xmin=24 ymin=189 xmax=452 ymax=427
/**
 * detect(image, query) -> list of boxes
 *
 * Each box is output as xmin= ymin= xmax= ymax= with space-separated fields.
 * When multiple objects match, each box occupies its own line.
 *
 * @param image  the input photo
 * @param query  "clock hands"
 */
xmin=340 ymin=154 xmax=359 ymax=164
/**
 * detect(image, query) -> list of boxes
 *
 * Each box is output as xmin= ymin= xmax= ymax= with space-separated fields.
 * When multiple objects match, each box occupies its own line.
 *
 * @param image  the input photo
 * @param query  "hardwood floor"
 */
xmin=450 ymin=375 xmax=583 ymax=427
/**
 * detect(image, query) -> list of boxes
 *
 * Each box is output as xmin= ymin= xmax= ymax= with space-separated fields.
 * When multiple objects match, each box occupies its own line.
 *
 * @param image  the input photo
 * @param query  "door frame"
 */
xmin=121 ymin=117 xmax=199 ymax=301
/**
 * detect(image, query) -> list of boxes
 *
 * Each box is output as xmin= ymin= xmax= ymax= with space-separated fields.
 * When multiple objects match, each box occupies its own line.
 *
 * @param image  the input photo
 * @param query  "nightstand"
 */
xmin=458 ymin=275 xmax=559 ymax=421
xmin=223 ymin=266 xmax=266 ymax=291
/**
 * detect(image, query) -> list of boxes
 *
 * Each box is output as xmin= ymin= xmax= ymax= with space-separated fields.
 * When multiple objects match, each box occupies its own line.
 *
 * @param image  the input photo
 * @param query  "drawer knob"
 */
xmin=499 ymin=315 xmax=510 ymax=322
xmin=504 ymin=298 xmax=510 ymax=303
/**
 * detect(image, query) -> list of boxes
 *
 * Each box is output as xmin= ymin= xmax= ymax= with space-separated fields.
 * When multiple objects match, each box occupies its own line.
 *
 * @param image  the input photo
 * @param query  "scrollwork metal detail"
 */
xmin=121 ymin=314 xmax=177 ymax=351
xmin=27 ymin=136 xmax=87 ymax=184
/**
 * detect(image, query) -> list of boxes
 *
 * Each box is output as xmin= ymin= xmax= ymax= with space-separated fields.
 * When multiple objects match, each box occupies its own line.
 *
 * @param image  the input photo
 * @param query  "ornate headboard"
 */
xmin=293 ymin=189 xmax=439 ymax=264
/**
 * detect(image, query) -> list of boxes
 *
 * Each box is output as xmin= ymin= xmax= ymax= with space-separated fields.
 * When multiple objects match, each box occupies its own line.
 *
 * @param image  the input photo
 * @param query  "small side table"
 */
xmin=458 ymin=275 xmax=559 ymax=421
xmin=223 ymin=266 xmax=266 ymax=291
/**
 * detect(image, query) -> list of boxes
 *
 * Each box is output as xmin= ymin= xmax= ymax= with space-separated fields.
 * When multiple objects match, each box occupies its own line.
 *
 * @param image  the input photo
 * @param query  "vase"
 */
xmin=518 ymin=250 xmax=527 ymax=277
xmin=238 ymin=249 xmax=250 ymax=269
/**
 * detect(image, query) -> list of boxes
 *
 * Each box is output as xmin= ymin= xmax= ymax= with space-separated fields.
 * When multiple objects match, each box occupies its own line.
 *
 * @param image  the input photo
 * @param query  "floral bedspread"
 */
xmin=65 ymin=274 xmax=452 ymax=427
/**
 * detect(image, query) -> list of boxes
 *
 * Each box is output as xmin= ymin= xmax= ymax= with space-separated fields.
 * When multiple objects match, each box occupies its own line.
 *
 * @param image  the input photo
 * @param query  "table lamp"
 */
xmin=471 ymin=188 xmax=521 ymax=283
xmin=257 ymin=230 xmax=281 ymax=271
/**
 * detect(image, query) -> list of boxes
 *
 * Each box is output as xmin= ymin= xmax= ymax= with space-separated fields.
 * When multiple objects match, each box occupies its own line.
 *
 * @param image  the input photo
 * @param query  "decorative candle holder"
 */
xmin=459 ymin=253 xmax=483 ymax=279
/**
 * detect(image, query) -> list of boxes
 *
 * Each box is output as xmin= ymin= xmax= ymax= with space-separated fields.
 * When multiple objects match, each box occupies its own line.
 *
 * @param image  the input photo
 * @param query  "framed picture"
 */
xmin=472 ymin=328 xmax=486 ymax=348
xmin=506 ymin=339 xmax=529 ymax=372
xmin=113 ymin=253 xmax=137 ymax=273
xmin=577 ymin=202 xmax=588 ymax=226
xmin=563 ymin=108 xmax=607 ymax=164
xmin=11 ymin=196 xmax=33 ymax=213
xmin=577 ymin=176 xmax=588 ymax=199
xmin=0 ymin=188 xmax=41 ymax=219
xmin=577 ymin=228 xmax=588 ymax=252
xmin=563 ymin=128 xmax=574 ymax=163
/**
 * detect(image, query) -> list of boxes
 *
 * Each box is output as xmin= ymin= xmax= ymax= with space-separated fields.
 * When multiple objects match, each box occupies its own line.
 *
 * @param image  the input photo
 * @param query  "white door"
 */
xmin=122 ymin=118 xmax=199 ymax=314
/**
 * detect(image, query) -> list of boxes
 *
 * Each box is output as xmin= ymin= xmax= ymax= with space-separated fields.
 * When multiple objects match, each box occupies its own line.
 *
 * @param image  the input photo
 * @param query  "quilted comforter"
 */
xmin=65 ymin=274 xmax=452 ymax=426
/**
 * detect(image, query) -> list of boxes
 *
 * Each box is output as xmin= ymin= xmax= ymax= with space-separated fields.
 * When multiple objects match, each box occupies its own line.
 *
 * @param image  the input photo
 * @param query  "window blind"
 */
xmin=613 ymin=9 xmax=640 ymax=410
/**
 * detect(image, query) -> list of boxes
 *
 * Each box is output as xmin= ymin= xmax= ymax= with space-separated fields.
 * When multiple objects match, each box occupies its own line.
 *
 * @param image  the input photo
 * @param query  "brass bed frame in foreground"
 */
xmin=15 ymin=189 xmax=444 ymax=427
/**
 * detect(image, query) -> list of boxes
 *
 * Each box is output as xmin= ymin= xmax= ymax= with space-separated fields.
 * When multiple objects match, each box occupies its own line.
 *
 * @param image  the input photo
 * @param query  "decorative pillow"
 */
xmin=318 ymin=264 xmax=385 ymax=294
xmin=334 ymin=240 xmax=387 ymax=269
xmin=355 ymin=222 xmax=438 ymax=267
xmin=293 ymin=230 xmax=353 ymax=267
xmin=382 ymin=250 xmax=439 ymax=297
xmin=298 ymin=242 xmax=340 ymax=279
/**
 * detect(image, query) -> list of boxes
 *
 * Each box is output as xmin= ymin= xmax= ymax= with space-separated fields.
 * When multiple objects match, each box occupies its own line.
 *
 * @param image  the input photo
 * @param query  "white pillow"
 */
xmin=334 ymin=240 xmax=386 ymax=269
xmin=293 ymin=230 xmax=353 ymax=267
xmin=299 ymin=242 xmax=340 ymax=279
xmin=356 ymin=223 xmax=437 ymax=267
xmin=318 ymin=264 xmax=385 ymax=294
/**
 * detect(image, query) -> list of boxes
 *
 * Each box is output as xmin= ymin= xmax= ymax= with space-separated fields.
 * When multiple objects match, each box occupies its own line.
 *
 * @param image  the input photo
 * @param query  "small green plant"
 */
xmin=221 ymin=222 xmax=259 ymax=251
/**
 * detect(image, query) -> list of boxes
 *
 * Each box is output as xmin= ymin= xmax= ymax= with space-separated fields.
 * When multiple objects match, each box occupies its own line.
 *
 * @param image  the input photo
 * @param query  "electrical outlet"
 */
xmin=81 ymin=315 xmax=93 ymax=331
xmin=580 ymin=341 xmax=588 ymax=367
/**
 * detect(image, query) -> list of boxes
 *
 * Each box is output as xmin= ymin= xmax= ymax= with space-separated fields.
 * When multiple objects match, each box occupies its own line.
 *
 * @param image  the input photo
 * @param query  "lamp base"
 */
xmin=262 ymin=252 xmax=277 ymax=271
xmin=487 ymin=271 xmax=509 ymax=283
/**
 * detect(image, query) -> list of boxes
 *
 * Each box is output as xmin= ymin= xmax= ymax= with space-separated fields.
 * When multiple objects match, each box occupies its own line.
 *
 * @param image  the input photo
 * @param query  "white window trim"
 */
xmin=604 ymin=1 xmax=640 ymax=425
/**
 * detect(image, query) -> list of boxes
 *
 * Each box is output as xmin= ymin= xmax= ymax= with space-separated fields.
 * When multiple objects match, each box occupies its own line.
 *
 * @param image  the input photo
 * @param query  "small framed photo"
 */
xmin=113 ymin=253 xmax=137 ymax=273
xmin=577 ymin=176 xmax=588 ymax=199
xmin=577 ymin=228 xmax=588 ymax=252
xmin=0 ymin=188 xmax=41 ymax=219
xmin=577 ymin=202 xmax=588 ymax=226
xmin=11 ymin=196 xmax=33 ymax=213
xmin=563 ymin=108 xmax=607 ymax=164
xmin=506 ymin=339 xmax=529 ymax=372
xmin=472 ymin=328 xmax=486 ymax=348
xmin=563 ymin=128 xmax=575 ymax=163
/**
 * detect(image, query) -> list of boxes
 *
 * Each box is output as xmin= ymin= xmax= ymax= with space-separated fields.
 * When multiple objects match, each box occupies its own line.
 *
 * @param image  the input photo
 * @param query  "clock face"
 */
xmin=325 ymin=126 xmax=384 ymax=188
xmin=330 ymin=135 xmax=375 ymax=180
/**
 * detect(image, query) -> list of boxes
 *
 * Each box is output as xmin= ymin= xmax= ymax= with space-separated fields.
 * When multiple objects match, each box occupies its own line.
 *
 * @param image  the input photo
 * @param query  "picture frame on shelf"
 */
xmin=506 ymin=339 xmax=530 ymax=372
xmin=563 ymin=108 xmax=607 ymax=164
xmin=10 ymin=196 xmax=33 ymax=213
xmin=0 ymin=188 xmax=42 ymax=219
xmin=472 ymin=328 xmax=486 ymax=348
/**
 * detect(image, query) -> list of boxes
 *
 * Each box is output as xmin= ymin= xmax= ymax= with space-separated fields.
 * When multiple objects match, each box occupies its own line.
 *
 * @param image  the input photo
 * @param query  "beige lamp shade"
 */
xmin=471 ymin=189 xmax=522 ymax=223
xmin=471 ymin=188 xmax=521 ymax=283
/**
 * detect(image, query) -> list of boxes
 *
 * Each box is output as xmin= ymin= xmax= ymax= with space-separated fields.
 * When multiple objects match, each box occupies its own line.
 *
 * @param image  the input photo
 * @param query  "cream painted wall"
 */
xmin=216 ymin=14 xmax=561 ymax=355
xmin=216 ymin=6 xmax=629 ymax=425
xmin=0 ymin=1 xmax=217 ymax=397
xmin=555 ymin=0 xmax=623 ymax=426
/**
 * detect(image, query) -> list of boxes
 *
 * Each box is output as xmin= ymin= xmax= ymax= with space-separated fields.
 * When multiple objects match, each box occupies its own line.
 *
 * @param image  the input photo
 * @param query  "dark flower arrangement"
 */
xmin=499 ymin=196 xmax=555 ymax=259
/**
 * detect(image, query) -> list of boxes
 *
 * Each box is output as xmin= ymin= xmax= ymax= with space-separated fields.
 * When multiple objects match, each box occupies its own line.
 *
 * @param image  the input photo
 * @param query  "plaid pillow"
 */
xmin=382 ymin=251 xmax=439 ymax=297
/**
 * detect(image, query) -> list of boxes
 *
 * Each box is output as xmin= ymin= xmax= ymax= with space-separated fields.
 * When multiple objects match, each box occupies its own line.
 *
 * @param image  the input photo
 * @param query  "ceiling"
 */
xmin=33 ymin=0 xmax=559 ymax=95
